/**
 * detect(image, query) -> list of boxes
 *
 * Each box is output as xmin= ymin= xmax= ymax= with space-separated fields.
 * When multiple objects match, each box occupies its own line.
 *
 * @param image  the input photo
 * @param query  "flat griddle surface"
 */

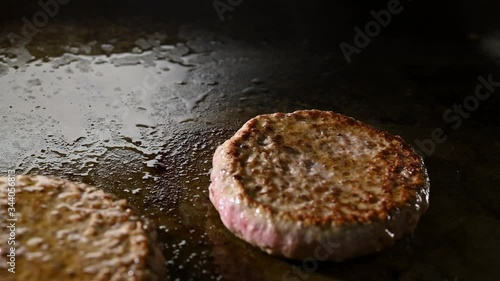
xmin=1 ymin=2 xmax=500 ymax=280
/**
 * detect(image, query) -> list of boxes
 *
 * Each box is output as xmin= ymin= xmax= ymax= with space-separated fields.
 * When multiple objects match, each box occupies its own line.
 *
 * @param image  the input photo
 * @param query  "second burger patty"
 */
xmin=0 ymin=175 xmax=166 ymax=281
xmin=209 ymin=110 xmax=430 ymax=261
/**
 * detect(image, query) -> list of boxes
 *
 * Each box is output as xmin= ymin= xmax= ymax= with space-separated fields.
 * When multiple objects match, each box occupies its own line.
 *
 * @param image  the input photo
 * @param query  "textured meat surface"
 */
xmin=209 ymin=110 xmax=430 ymax=260
xmin=0 ymin=175 xmax=165 ymax=281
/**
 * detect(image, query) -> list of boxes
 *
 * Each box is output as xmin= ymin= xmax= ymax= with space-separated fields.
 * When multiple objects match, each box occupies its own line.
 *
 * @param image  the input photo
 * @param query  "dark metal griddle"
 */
xmin=1 ymin=1 xmax=500 ymax=280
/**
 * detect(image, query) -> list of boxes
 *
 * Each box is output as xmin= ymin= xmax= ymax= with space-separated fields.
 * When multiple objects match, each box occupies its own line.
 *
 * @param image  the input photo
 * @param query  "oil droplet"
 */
xmin=251 ymin=78 xmax=264 ymax=84
xmin=179 ymin=89 xmax=213 ymax=112
xmin=241 ymin=86 xmax=260 ymax=95
xmin=0 ymin=63 xmax=8 ymax=77
xmin=101 ymin=44 xmax=115 ymax=53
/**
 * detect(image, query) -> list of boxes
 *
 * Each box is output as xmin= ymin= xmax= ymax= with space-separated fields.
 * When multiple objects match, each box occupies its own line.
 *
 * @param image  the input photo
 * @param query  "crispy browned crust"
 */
xmin=0 ymin=175 xmax=166 ymax=281
xmin=221 ymin=110 xmax=429 ymax=226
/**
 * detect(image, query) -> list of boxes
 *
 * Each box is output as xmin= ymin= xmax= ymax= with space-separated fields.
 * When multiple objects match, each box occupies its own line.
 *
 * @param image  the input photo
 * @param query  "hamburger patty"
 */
xmin=209 ymin=110 xmax=430 ymax=261
xmin=0 ymin=175 xmax=166 ymax=281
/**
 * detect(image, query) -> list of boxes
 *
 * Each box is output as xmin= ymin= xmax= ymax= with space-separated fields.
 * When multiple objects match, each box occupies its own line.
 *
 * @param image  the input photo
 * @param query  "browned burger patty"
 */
xmin=209 ymin=110 xmax=430 ymax=261
xmin=0 ymin=175 xmax=166 ymax=281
